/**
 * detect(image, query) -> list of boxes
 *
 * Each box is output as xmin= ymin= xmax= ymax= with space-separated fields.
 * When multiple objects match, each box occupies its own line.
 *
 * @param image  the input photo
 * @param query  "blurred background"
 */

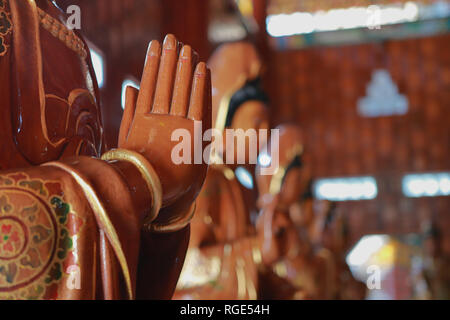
xmin=54 ymin=0 xmax=449 ymax=300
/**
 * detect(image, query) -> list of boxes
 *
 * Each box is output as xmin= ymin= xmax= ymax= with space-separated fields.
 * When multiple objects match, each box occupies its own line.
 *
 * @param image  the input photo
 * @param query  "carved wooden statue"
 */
xmin=255 ymin=124 xmax=350 ymax=300
xmin=254 ymin=124 xmax=318 ymax=299
xmin=0 ymin=0 xmax=211 ymax=299
xmin=174 ymin=42 xmax=270 ymax=300
xmin=421 ymin=221 xmax=450 ymax=300
xmin=289 ymin=190 xmax=366 ymax=300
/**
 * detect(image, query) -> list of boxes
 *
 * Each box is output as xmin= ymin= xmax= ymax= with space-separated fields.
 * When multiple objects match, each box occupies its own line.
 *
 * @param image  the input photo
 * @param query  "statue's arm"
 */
xmin=117 ymin=34 xmax=212 ymax=299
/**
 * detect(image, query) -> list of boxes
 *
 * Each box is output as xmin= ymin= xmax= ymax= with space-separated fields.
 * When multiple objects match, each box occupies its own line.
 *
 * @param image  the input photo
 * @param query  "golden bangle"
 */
xmin=101 ymin=149 xmax=162 ymax=226
xmin=146 ymin=202 xmax=196 ymax=233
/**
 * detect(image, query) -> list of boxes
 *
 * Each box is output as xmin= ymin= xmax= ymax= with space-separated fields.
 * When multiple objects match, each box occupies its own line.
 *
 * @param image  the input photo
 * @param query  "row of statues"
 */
xmin=173 ymin=42 xmax=367 ymax=300
xmin=0 ymin=0 xmax=367 ymax=300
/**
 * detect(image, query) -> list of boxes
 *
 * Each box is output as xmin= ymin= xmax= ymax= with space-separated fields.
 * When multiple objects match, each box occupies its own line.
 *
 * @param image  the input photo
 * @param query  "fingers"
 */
xmin=152 ymin=34 xmax=179 ymax=114
xmin=170 ymin=45 xmax=194 ymax=117
xmin=137 ymin=34 xmax=208 ymax=121
xmin=187 ymin=62 xmax=208 ymax=121
xmin=136 ymin=40 xmax=161 ymax=114
xmin=118 ymin=86 xmax=139 ymax=146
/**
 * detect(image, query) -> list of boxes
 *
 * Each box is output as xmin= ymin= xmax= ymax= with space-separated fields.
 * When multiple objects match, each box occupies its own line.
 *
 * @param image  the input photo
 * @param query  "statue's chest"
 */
xmin=1 ymin=6 xmax=103 ymax=169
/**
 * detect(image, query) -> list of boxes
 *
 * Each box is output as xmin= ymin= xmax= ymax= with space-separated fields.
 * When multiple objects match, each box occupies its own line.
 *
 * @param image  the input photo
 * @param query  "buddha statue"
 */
xmin=174 ymin=41 xmax=270 ymax=300
xmin=421 ymin=220 xmax=450 ymax=300
xmin=0 ymin=0 xmax=211 ymax=300
xmin=254 ymin=124 xmax=339 ymax=300
xmin=314 ymin=203 xmax=367 ymax=300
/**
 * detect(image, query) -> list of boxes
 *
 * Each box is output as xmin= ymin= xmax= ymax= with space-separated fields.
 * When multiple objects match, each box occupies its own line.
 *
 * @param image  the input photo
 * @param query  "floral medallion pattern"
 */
xmin=0 ymin=173 xmax=83 ymax=299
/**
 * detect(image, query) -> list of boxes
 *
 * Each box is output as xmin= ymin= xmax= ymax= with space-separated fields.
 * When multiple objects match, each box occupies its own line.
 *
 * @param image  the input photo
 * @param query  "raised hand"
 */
xmin=118 ymin=34 xmax=212 ymax=213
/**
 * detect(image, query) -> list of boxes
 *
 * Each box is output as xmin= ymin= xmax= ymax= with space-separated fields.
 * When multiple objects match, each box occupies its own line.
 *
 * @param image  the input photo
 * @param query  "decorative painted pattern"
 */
xmin=0 ymin=0 xmax=12 ymax=57
xmin=0 ymin=173 xmax=83 ymax=300
xmin=37 ymin=7 xmax=87 ymax=59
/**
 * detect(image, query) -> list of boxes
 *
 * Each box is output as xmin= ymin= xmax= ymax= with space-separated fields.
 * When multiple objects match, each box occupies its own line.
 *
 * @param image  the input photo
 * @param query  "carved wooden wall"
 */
xmin=266 ymin=34 xmax=450 ymax=249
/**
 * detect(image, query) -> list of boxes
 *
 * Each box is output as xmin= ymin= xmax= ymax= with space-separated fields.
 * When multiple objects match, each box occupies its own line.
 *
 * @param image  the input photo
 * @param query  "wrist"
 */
xmin=107 ymin=160 xmax=153 ymax=225
xmin=102 ymin=149 xmax=162 ymax=227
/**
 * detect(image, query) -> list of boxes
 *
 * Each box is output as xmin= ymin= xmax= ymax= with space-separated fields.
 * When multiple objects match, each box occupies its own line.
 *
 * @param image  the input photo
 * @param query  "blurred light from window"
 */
xmin=209 ymin=22 xmax=247 ymax=43
xmin=402 ymin=172 xmax=450 ymax=197
xmin=235 ymin=166 xmax=254 ymax=189
xmin=314 ymin=176 xmax=378 ymax=201
xmin=90 ymin=48 xmax=105 ymax=88
xmin=266 ymin=2 xmax=420 ymax=37
xmin=258 ymin=152 xmax=272 ymax=167
xmin=358 ymin=69 xmax=408 ymax=117
xmin=121 ymin=78 xmax=140 ymax=110
xmin=347 ymin=235 xmax=389 ymax=267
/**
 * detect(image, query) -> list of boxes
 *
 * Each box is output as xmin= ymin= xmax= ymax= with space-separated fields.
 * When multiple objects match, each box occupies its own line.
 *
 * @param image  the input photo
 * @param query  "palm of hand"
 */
xmin=118 ymin=34 xmax=211 ymax=209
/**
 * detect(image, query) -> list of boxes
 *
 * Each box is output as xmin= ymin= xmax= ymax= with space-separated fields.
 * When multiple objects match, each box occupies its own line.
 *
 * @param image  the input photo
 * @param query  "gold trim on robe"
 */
xmin=42 ymin=161 xmax=134 ymax=300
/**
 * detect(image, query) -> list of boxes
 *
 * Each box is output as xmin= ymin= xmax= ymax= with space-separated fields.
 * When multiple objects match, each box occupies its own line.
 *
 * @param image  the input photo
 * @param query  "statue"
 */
xmin=324 ymin=208 xmax=367 ymax=300
xmin=290 ymin=193 xmax=366 ymax=300
xmin=254 ymin=124 xmax=364 ymax=300
xmin=421 ymin=220 xmax=450 ymax=300
xmin=174 ymin=41 xmax=270 ymax=300
xmin=254 ymin=124 xmax=326 ymax=299
xmin=0 ymin=0 xmax=211 ymax=299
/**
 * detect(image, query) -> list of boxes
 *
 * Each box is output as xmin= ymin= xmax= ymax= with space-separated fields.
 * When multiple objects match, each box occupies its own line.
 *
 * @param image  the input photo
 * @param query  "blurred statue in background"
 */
xmin=290 ymin=192 xmax=366 ymax=300
xmin=320 ymin=208 xmax=367 ymax=300
xmin=421 ymin=221 xmax=450 ymax=300
xmin=254 ymin=124 xmax=328 ymax=300
xmin=255 ymin=124 xmax=366 ymax=300
xmin=0 ymin=0 xmax=211 ymax=299
xmin=174 ymin=41 xmax=270 ymax=300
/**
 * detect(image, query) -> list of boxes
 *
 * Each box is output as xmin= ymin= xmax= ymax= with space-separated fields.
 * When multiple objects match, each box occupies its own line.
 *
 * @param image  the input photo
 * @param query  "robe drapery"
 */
xmin=174 ymin=166 xmax=259 ymax=300
xmin=0 ymin=157 xmax=143 ymax=299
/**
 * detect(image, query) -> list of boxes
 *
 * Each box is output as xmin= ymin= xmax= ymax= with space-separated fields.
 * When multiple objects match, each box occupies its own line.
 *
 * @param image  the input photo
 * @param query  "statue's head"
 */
xmin=207 ymin=42 xmax=270 ymax=165
xmin=288 ymin=180 xmax=315 ymax=228
xmin=256 ymin=124 xmax=310 ymax=210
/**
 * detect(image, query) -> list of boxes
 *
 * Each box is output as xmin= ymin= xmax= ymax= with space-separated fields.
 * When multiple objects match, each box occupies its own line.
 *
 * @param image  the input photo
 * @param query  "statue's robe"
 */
xmin=0 ymin=0 xmax=187 ymax=300
xmin=0 ymin=0 xmax=140 ymax=300
xmin=174 ymin=166 xmax=259 ymax=300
